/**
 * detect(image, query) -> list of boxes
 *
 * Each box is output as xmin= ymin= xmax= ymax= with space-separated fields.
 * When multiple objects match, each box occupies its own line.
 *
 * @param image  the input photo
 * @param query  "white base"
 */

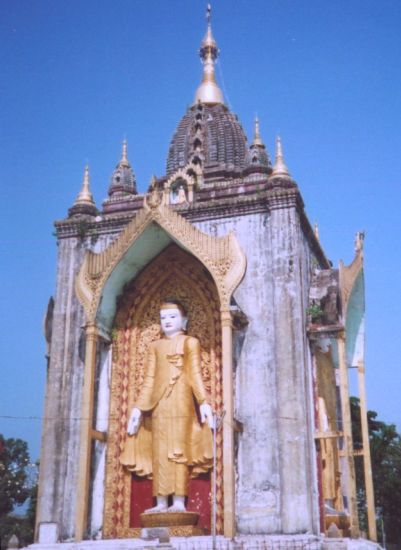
xmin=22 ymin=534 xmax=382 ymax=550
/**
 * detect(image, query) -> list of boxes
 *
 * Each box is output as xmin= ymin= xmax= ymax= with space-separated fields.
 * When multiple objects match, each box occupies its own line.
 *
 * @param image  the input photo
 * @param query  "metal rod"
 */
xmin=212 ymin=412 xmax=217 ymax=550
xmin=212 ymin=411 xmax=225 ymax=550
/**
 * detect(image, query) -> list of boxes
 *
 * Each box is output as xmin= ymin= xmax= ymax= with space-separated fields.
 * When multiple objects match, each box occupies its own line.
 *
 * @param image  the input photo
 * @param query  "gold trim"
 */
xmin=103 ymin=246 xmax=224 ymax=538
xmin=76 ymin=196 xmax=246 ymax=321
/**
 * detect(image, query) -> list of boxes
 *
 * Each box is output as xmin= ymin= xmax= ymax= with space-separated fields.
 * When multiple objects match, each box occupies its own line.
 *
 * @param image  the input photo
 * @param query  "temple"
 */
xmin=32 ymin=6 xmax=377 ymax=550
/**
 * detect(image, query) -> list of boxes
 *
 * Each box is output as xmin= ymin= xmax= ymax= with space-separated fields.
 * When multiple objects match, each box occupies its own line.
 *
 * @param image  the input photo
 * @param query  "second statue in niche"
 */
xmin=121 ymin=300 xmax=214 ymax=513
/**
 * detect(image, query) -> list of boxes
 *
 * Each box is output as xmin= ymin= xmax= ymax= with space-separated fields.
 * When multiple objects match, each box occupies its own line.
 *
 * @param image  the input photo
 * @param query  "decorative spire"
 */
xmin=68 ymin=165 xmax=97 ymax=217
xmin=253 ymin=117 xmax=263 ymax=147
xmin=244 ymin=116 xmax=272 ymax=175
xmin=119 ymin=139 xmax=130 ymax=168
xmin=193 ymin=4 xmax=224 ymax=105
xmin=75 ymin=165 xmax=95 ymax=206
xmin=271 ymin=136 xmax=291 ymax=178
xmin=107 ymin=140 xmax=137 ymax=198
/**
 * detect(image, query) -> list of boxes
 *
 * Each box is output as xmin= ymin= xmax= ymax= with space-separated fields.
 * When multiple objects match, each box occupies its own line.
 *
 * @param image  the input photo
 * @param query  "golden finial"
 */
xmin=75 ymin=165 xmax=95 ymax=206
xmin=119 ymin=139 xmax=130 ymax=168
xmin=206 ymin=3 xmax=211 ymax=24
xmin=314 ymin=222 xmax=320 ymax=241
xmin=271 ymin=136 xmax=291 ymax=177
xmin=253 ymin=116 xmax=263 ymax=147
xmin=193 ymin=4 xmax=224 ymax=105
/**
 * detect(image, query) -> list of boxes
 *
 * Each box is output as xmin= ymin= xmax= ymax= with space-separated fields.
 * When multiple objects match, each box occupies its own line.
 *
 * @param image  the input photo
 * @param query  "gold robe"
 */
xmin=121 ymin=333 xmax=213 ymax=496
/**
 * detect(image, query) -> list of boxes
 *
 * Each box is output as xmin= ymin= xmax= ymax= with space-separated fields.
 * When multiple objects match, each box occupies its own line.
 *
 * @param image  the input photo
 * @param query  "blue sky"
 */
xmin=1 ymin=0 xmax=400 ymax=461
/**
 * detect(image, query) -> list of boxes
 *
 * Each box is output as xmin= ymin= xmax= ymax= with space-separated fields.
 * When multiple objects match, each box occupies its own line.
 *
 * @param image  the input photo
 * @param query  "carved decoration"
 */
xmin=103 ymin=246 xmax=224 ymax=538
xmin=75 ymin=201 xmax=246 ymax=321
xmin=309 ymin=269 xmax=341 ymax=327
xmin=339 ymin=235 xmax=364 ymax=319
xmin=165 ymin=168 xmax=195 ymax=192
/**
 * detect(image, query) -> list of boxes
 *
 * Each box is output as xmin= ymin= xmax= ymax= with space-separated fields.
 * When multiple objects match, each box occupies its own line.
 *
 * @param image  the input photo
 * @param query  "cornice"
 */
xmin=54 ymin=176 xmax=330 ymax=270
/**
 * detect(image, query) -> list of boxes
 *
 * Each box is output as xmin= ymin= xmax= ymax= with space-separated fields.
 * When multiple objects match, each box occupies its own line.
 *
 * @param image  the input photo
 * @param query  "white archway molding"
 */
xmin=76 ymin=192 xmax=246 ymax=329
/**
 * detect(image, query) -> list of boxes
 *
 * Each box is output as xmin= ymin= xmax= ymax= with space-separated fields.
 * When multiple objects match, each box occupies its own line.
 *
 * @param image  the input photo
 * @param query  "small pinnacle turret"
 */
xmin=244 ymin=117 xmax=272 ymax=175
xmin=119 ymin=139 xmax=130 ymax=168
xmin=68 ymin=165 xmax=97 ymax=218
xmin=107 ymin=140 xmax=137 ymax=198
xmin=268 ymin=136 xmax=296 ymax=187
xmin=271 ymin=137 xmax=290 ymax=177
xmin=252 ymin=117 xmax=263 ymax=147
xmin=193 ymin=4 xmax=224 ymax=105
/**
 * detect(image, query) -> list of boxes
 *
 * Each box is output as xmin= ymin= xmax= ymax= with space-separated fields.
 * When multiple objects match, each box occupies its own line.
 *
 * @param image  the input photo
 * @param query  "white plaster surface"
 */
xmin=90 ymin=344 xmax=112 ymax=535
xmin=22 ymin=535 xmax=382 ymax=550
xmin=38 ymin=206 xmax=332 ymax=539
xmin=198 ymin=215 xmax=281 ymax=532
xmin=37 ymin=522 xmax=59 ymax=544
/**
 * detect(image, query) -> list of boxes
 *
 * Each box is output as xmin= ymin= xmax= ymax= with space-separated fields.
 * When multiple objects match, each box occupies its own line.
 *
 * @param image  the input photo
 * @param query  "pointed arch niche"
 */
xmin=74 ymin=196 xmax=246 ymax=541
xmin=104 ymin=245 xmax=223 ymax=538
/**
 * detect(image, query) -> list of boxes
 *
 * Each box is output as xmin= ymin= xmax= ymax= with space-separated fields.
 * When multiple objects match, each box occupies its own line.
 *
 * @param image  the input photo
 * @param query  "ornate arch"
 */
xmin=74 ymin=195 xmax=245 ymax=540
xmin=76 ymin=192 xmax=246 ymax=328
xmin=103 ymin=245 xmax=224 ymax=538
xmin=164 ymin=167 xmax=195 ymax=191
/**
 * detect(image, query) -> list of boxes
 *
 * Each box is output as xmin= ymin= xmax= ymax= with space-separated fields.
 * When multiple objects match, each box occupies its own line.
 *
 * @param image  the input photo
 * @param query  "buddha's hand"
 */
xmin=127 ymin=407 xmax=142 ymax=435
xmin=200 ymin=403 xmax=214 ymax=429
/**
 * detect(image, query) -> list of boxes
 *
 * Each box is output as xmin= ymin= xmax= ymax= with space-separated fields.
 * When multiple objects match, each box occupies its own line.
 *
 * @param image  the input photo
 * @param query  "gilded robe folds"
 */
xmin=121 ymin=333 xmax=213 ymax=496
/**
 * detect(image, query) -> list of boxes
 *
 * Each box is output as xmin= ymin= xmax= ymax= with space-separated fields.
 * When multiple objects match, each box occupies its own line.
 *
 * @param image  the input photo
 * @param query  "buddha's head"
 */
xmin=160 ymin=300 xmax=188 ymax=337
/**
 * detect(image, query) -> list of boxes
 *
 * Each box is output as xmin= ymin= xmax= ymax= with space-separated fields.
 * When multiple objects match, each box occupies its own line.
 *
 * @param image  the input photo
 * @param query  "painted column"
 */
xmin=75 ymin=323 xmax=98 ymax=541
xmin=337 ymin=334 xmax=359 ymax=537
xmin=358 ymin=360 xmax=377 ymax=541
xmin=35 ymin=238 xmax=87 ymax=542
xmin=221 ymin=308 xmax=235 ymax=538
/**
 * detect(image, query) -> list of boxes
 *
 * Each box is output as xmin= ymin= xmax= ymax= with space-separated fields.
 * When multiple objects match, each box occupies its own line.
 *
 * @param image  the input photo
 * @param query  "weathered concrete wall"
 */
xmin=197 ymin=213 xmax=280 ymax=534
xmin=39 ymin=201 xmax=320 ymax=540
xmin=36 ymin=234 xmax=112 ymax=541
xmin=196 ymin=204 xmax=318 ymax=535
xmin=36 ymin=237 xmax=86 ymax=540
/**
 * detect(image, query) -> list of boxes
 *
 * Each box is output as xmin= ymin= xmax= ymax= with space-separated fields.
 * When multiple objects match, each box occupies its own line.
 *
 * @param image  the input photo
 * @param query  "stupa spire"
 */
xmin=106 ymin=139 xmax=137 ymax=199
xmin=252 ymin=117 xmax=263 ymax=147
xmin=119 ymin=139 xmax=130 ymax=167
xmin=68 ymin=165 xmax=97 ymax=217
xmin=271 ymin=136 xmax=291 ymax=177
xmin=193 ymin=4 xmax=224 ymax=105
xmin=75 ymin=165 xmax=95 ymax=206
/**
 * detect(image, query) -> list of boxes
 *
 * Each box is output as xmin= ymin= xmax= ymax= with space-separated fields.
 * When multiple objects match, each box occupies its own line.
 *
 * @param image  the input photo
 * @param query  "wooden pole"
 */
xmin=75 ymin=323 xmax=98 ymax=541
xmin=221 ymin=308 xmax=235 ymax=538
xmin=337 ymin=334 xmax=359 ymax=537
xmin=358 ymin=360 xmax=377 ymax=541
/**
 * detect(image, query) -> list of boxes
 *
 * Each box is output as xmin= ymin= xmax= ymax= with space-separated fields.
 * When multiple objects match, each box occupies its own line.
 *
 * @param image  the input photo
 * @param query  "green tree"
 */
xmin=0 ymin=435 xmax=38 ymax=547
xmin=0 ymin=436 xmax=30 ymax=516
xmin=351 ymin=397 xmax=401 ymax=543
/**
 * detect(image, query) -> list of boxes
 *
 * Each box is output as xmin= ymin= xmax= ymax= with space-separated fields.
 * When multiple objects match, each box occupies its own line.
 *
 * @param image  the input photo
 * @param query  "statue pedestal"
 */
xmin=139 ymin=511 xmax=205 ymax=537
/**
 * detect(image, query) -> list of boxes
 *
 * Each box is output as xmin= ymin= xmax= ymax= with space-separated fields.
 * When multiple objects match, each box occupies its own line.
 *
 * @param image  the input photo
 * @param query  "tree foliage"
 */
xmin=0 ymin=435 xmax=38 ymax=547
xmin=351 ymin=397 xmax=401 ymax=543
xmin=0 ymin=435 xmax=30 ymax=516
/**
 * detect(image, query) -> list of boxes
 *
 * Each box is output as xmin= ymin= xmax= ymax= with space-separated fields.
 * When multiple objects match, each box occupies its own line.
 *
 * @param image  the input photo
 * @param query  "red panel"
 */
xmin=187 ymin=473 xmax=211 ymax=533
xmin=129 ymin=473 xmax=211 ymax=532
xmin=130 ymin=475 xmax=153 ymax=528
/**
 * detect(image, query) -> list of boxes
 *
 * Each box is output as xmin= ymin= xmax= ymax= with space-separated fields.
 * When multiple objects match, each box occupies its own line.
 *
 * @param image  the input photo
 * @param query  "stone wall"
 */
xmin=36 ymin=234 xmax=112 ymax=540
xmin=196 ymin=204 xmax=319 ymax=535
xmin=39 ymin=194 xmax=323 ymax=539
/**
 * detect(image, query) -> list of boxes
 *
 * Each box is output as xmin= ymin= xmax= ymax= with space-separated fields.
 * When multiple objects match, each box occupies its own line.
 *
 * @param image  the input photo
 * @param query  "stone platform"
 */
xmin=21 ymin=535 xmax=382 ymax=550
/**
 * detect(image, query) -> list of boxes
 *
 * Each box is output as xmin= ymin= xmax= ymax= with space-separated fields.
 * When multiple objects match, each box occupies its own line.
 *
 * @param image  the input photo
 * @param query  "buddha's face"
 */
xmin=160 ymin=308 xmax=186 ymax=337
